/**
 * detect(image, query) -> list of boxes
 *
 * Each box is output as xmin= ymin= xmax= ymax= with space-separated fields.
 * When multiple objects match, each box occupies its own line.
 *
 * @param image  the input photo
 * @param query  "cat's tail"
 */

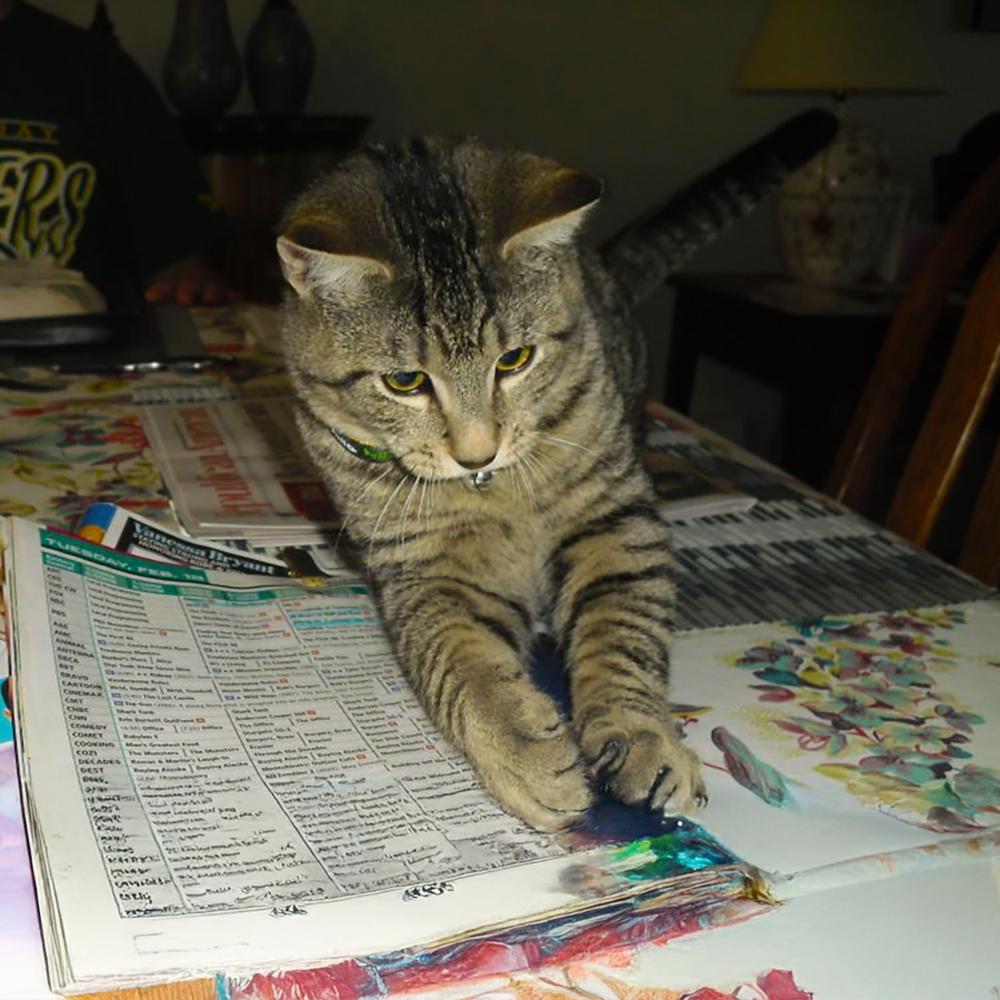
xmin=599 ymin=109 xmax=838 ymax=308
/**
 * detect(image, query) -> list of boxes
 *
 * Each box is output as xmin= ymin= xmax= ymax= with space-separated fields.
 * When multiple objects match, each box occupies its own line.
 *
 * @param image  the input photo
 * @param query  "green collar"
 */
xmin=331 ymin=427 xmax=394 ymax=463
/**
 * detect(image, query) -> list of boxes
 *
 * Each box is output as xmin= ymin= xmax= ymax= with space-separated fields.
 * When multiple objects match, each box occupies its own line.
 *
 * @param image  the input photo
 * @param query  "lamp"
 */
xmin=736 ymin=0 xmax=943 ymax=286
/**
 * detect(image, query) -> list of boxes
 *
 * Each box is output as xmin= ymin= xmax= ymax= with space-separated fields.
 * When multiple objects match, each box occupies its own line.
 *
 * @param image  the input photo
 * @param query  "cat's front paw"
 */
xmin=579 ymin=710 xmax=707 ymax=815
xmin=463 ymin=683 xmax=593 ymax=832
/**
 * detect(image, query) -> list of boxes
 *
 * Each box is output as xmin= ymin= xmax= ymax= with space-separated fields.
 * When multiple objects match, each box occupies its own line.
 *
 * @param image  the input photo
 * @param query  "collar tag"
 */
xmin=331 ymin=428 xmax=394 ymax=463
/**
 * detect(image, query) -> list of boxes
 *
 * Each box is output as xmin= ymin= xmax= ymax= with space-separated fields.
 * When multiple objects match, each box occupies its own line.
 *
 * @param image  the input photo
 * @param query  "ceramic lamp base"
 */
xmin=776 ymin=116 xmax=892 ymax=286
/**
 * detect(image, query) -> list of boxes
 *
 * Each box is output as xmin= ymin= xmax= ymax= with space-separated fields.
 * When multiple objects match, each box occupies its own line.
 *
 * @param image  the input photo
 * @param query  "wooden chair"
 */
xmin=826 ymin=154 xmax=1000 ymax=586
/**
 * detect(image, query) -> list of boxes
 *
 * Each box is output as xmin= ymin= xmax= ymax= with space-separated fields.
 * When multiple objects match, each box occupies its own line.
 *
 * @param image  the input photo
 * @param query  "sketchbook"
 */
xmin=5 ymin=516 xmax=754 ymax=995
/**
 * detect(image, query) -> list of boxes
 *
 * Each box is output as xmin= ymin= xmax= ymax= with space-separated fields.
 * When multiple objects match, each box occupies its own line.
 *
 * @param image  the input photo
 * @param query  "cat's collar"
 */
xmin=330 ymin=427 xmax=394 ymax=463
xmin=329 ymin=427 xmax=494 ymax=491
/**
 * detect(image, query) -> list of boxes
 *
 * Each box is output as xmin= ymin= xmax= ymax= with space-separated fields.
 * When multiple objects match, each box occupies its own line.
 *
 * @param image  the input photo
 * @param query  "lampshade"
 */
xmin=735 ymin=0 xmax=943 ymax=95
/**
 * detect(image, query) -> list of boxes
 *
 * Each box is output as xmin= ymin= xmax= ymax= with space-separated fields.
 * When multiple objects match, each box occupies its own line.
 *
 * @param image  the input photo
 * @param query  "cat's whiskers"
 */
xmin=508 ymin=463 xmax=524 ymax=505
xmin=329 ymin=463 xmax=395 ymax=554
xmin=518 ymin=448 xmax=547 ymax=489
xmin=397 ymin=474 xmax=422 ymax=553
xmin=362 ymin=465 xmax=397 ymax=501
xmin=519 ymin=452 xmax=548 ymax=508
xmin=514 ymin=460 xmax=536 ymax=509
xmin=536 ymin=431 xmax=612 ymax=470
xmin=368 ymin=473 xmax=411 ymax=564
xmin=536 ymin=432 xmax=598 ymax=458
xmin=417 ymin=476 xmax=429 ymax=531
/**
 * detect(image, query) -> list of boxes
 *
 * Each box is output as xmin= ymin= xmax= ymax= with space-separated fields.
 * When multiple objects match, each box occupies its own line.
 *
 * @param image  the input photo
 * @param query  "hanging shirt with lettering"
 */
xmin=0 ymin=4 xmax=229 ymax=289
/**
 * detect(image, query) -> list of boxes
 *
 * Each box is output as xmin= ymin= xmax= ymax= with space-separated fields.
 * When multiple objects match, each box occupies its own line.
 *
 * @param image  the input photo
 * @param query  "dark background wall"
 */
xmin=36 ymin=1 xmax=1000 ymax=425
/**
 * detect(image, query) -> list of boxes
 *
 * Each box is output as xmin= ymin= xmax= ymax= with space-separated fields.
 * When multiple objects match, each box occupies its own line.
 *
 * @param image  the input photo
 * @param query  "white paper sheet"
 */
xmin=629 ymin=858 xmax=1000 ymax=998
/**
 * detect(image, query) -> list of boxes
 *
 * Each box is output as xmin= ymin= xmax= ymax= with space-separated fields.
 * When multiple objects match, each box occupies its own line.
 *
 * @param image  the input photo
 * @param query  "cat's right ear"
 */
xmin=277 ymin=222 xmax=392 ymax=299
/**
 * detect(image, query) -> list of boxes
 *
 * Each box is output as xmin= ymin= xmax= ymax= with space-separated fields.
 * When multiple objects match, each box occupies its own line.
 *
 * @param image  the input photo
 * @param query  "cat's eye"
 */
xmin=383 ymin=370 xmax=428 ymax=394
xmin=495 ymin=346 xmax=534 ymax=374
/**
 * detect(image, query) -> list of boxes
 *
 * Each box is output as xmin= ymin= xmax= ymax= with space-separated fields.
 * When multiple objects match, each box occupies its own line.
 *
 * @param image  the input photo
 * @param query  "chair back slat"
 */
xmin=826 ymin=156 xmax=1000 ymax=511
xmin=959 ymin=436 xmax=1000 ymax=586
xmin=885 ymin=238 xmax=1000 ymax=548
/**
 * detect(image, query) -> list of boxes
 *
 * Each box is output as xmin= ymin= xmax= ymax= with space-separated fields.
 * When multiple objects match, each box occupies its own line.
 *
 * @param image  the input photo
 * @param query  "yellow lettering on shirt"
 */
xmin=0 ymin=150 xmax=96 ymax=264
xmin=0 ymin=119 xmax=60 ymax=145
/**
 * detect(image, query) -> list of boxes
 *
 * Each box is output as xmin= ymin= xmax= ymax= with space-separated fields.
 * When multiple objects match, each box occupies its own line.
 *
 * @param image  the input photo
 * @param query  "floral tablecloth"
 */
xmin=0 ymin=307 xmax=285 ymax=530
xmin=2 ymin=311 xmax=1000 ymax=1000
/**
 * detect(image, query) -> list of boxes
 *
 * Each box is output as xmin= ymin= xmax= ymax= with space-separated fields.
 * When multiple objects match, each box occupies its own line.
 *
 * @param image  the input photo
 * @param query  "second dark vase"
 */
xmin=245 ymin=0 xmax=315 ymax=116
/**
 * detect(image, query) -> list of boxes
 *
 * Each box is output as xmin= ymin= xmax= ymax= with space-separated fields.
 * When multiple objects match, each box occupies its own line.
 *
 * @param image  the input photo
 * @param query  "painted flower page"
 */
xmin=671 ymin=600 xmax=1000 ymax=873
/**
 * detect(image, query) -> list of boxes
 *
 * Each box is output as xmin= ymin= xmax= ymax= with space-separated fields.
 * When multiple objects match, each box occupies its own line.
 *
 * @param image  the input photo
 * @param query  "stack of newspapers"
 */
xmin=139 ymin=393 xmax=756 ymax=561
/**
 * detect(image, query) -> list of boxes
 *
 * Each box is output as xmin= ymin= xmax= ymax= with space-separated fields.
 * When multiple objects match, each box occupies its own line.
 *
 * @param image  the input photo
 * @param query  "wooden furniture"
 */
xmin=664 ymin=272 xmax=904 ymax=487
xmin=826 ymin=156 xmax=1000 ymax=585
xmin=177 ymin=114 xmax=372 ymax=301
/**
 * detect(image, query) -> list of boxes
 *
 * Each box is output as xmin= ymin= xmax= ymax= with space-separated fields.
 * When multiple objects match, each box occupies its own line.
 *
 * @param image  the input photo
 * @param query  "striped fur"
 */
xmin=600 ymin=109 xmax=837 ymax=308
xmin=277 ymin=129 xmax=828 ymax=830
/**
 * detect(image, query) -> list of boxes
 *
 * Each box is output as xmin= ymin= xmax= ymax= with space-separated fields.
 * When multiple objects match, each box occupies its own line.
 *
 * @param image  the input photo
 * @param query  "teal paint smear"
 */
xmin=712 ymin=725 xmax=794 ymax=807
xmin=609 ymin=826 xmax=738 ymax=883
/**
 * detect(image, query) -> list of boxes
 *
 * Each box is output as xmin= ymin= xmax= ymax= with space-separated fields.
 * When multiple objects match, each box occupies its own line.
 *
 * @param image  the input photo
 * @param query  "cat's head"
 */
xmin=278 ymin=136 xmax=602 ymax=482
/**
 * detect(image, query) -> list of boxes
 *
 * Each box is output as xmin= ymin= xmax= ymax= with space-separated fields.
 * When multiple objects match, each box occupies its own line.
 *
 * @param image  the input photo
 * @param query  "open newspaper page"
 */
xmin=139 ymin=395 xmax=337 ymax=542
xmin=7 ymin=517 xmax=744 ymax=993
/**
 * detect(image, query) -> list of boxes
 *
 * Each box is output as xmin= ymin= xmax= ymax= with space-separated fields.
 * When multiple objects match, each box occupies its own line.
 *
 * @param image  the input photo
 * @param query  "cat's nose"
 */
xmin=455 ymin=452 xmax=497 ymax=470
xmin=447 ymin=416 xmax=499 ymax=470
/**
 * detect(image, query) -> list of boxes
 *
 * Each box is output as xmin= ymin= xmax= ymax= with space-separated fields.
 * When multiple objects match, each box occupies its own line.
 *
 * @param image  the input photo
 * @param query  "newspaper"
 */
xmin=75 ymin=502 xmax=293 ymax=576
xmin=649 ymin=451 xmax=757 ymax=521
xmin=140 ymin=395 xmax=337 ymax=543
xmin=76 ymin=501 xmax=354 ymax=579
xmin=140 ymin=394 xmax=754 ymax=545
xmin=7 ymin=517 xmax=744 ymax=993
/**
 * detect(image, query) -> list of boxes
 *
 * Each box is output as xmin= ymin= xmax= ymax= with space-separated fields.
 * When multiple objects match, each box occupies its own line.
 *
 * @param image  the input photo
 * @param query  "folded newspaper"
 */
xmin=76 ymin=501 xmax=353 ymax=579
xmin=139 ymin=395 xmax=755 ymax=547
xmin=5 ymin=516 xmax=755 ymax=994
xmin=139 ymin=395 xmax=337 ymax=544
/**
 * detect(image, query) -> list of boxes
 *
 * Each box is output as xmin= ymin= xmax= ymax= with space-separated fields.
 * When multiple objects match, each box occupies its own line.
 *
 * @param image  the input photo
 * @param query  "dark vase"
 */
xmin=245 ymin=0 xmax=315 ymax=116
xmin=90 ymin=1 xmax=118 ymax=43
xmin=163 ymin=0 xmax=242 ymax=118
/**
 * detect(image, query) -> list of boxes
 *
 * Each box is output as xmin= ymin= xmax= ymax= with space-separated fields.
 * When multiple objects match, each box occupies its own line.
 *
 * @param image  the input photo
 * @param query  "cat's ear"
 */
xmin=499 ymin=159 xmax=602 ymax=259
xmin=277 ymin=219 xmax=392 ymax=299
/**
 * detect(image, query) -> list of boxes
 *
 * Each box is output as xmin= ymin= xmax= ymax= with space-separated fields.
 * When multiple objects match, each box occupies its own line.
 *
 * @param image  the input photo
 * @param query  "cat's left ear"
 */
xmin=499 ymin=157 xmax=603 ymax=259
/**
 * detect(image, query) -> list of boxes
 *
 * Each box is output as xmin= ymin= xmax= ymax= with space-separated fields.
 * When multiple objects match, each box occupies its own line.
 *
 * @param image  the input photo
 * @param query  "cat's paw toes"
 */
xmin=465 ymin=693 xmax=593 ymax=831
xmin=490 ymin=730 xmax=593 ymax=832
xmin=582 ymin=722 xmax=706 ymax=815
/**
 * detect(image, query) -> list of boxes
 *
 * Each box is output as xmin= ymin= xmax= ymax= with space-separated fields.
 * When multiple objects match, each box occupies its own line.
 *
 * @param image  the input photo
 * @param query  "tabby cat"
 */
xmin=276 ymin=112 xmax=835 ymax=831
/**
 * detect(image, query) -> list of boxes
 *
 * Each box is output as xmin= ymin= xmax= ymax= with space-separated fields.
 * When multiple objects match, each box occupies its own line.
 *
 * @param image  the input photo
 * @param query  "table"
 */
xmin=1 ymin=308 xmax=999 ymax=999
